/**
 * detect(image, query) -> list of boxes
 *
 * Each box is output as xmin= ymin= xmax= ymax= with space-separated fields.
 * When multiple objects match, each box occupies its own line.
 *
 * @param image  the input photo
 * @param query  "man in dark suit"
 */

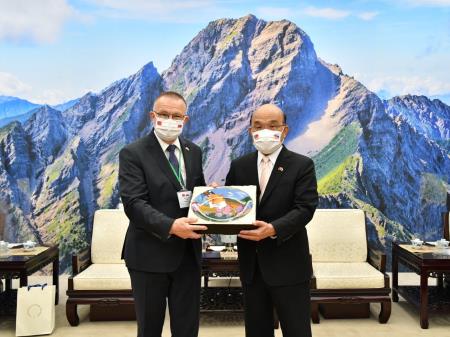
xmin=225 ymin=104 xmax=318 ymax=337
xmin=119 ymin=91 xmax=207 ymax=337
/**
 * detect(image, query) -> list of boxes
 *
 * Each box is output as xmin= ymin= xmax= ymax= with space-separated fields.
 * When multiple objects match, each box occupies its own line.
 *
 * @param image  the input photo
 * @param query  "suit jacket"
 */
xmin=225 ymin=146 xmax=318 ymax=287
xmin=119 ymin=130 xmax=206 ymax=273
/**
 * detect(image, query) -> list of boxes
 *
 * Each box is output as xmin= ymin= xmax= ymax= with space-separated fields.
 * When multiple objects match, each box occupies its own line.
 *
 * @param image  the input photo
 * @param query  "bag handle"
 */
xmin=27 ymin=283 xmax=48 ymax=291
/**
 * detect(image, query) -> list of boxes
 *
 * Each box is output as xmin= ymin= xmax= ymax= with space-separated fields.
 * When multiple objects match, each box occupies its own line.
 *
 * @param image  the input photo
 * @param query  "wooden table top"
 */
xmin=395 ymin=242 xmax=450 ymax=264
xmin=0 ymin=245 xmax=57 ymax=265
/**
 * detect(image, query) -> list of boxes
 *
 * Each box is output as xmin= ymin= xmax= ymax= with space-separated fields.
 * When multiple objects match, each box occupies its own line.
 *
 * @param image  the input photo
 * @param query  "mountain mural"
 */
xmin=0 ymin=15 xmax=448 ymax=271
xmin=0 ymin=96 xmax=80 ymax=127
xmin=0 ymin=96 xmax=40 ymax=122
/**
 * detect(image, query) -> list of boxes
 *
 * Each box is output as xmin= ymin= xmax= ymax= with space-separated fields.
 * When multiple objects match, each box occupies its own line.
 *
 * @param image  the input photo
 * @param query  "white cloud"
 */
xmin=357 ymin=11 xmax=379 ymax=21
xmin=32 ymin=89 xmax=71 ymax=105
xmin=402 ymin=0 xmax=450 ymax=7
xmin=357 ymin=74 xmax=450 ymax=97
xmin=0 ymin=72 xmax=32 ymax=97
xmin=303 ymin=6 xmax=351 ymax=20
xmin=0 ymin=0 xmax=81 ymax=43
xmin=256 ymin=6 xmax=379 ymax=22
xmin=0 ymin=72 xmax=74 ymax=105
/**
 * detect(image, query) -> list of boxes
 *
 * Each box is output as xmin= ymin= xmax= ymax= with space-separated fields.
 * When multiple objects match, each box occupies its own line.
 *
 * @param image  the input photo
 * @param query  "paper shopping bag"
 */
xmin=16 ymin=283 xmax=55 ymax=336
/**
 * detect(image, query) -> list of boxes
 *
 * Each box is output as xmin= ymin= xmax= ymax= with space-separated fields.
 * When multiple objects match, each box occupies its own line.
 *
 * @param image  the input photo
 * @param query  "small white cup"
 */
xmin=0 ymin=240 xmax=9 ymax=255
xmin=411 ymin=238 xmax=423 ymax=248
xmin=23 ymin=240 xmax=36 ymax=251
xmin=436 ymin=239 xmax=449 ymax=250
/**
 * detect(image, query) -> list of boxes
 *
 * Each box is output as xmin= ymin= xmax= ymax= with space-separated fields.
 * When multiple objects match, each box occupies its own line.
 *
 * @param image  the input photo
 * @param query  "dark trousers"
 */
xmin=243 ymin=263 xmax=312 ymax=337
xmin=128 ymin=243 xmax=201 ymax=337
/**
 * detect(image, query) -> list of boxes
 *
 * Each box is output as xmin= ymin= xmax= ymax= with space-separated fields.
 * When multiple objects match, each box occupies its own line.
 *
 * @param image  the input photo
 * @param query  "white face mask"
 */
xmin=252 ymin=129 xmax=283 ymax=155
xmin=153 ymin=117 xmax=184 ymax=142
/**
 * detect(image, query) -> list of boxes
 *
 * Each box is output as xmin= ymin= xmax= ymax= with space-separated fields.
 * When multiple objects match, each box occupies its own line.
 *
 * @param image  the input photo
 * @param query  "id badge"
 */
xmin=177 ymin=190 xmax=192 ymax=208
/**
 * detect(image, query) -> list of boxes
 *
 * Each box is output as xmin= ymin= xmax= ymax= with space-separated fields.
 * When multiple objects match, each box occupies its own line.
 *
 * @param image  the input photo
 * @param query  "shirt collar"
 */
xmin=154 ymin=132 xmax=182 ymax=152
xmin=257 ymin=145 xmax=283 ymax=165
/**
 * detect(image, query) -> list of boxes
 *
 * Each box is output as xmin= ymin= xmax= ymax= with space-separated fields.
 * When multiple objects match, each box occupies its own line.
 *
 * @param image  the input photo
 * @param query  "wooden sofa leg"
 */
xmin=66 ymin=300 xmax=80 ymax=326
xmin=311 ymin=302 xmax=320 ymax=324
xmin=379 ymin=301 xmax=391 ymax=324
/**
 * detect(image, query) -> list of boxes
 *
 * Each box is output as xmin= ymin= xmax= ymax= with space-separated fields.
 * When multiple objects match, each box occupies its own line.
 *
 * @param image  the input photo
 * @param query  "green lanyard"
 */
xmin=167 ymin=149 xmax=186 ymax=190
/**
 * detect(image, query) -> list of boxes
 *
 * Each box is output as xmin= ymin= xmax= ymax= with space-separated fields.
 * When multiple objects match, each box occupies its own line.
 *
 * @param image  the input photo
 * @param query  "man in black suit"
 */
xmin=119 ymin=91 xmax=207 ymax=337
xmin=225 ymin=104 xmax=318 ymax=337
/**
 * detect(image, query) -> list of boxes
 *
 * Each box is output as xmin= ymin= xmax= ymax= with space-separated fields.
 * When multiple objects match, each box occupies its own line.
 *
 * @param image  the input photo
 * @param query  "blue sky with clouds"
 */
xmin=0 ymin=0 xmax=449 ymax=104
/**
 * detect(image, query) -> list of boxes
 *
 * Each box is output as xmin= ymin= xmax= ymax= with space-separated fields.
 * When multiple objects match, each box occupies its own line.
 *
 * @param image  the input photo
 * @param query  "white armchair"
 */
xmin=66 ymin=209 xmax=133 ymax=326
xmin=307 ymin=209 xmax=391 ymax=323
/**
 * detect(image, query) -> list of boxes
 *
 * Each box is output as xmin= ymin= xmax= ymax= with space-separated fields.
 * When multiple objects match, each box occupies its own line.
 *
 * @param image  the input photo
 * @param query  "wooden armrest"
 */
xmin=367 ymin=247 xmax=386 ymax=273
xmin=309 ymin=253 xmax=317 ymax=289
xmin=443 ymin=212 xmax=449 ymax=241
xmin=309 ymin=253 xmax=314 ymax=275
xmin=72 ymin=247 xmax=91 ymax=276
xmin=310 ymin=274 xmax=317 ymax=289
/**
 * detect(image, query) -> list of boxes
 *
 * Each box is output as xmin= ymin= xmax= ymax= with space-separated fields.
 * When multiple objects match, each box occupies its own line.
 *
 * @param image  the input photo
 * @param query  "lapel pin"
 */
xmin=278 ymin=166 xmax=284 ymax=172
xmin=185 ymin=146 xmax=190 ymax=151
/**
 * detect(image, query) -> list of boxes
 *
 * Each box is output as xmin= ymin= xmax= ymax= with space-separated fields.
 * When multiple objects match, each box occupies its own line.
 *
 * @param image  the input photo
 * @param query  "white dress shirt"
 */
xmin=154 ymin=133 xmax=187 ymax=188
xmin=257 ymin=146 xmax=283 ymax=239
xmin=257 ymin=146 xmax=283 ymax=192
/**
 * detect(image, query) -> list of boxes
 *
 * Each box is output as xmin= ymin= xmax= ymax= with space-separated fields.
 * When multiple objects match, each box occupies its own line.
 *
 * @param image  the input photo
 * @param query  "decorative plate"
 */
xmin=190 ymin=187 xmax=253 ymax=222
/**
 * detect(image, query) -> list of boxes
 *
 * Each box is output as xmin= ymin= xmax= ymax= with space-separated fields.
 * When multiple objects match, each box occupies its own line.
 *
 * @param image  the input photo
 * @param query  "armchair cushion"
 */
xmin=307 ymin=209 xmax=367 ymax=263
xmin=91 ymin=209 xmax=129 ymax=264
xmin=73 ymin=264 xmax=131 ymax=290
xmin=313 ymin=262 xmax=385 ymax=289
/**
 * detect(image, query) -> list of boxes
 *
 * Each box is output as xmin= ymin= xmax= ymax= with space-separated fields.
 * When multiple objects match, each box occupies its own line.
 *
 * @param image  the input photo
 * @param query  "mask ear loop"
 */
xmin=279 ymin=126 xmax=287 ymax=142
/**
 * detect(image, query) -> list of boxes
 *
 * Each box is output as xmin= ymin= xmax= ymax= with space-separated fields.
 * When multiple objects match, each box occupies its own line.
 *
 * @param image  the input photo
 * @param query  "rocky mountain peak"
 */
xmin=385 ymin=94 xmax=450 ymax=142
xmin=162 ymin=15 xmax=327 ymax=180
xmin=24 ymin=105 xmax=67 ymax=166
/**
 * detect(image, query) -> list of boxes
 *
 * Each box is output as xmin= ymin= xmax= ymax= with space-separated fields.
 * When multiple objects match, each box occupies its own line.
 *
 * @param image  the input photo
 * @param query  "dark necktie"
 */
xmin=167 ymin=144 xmax=179 ymax=174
